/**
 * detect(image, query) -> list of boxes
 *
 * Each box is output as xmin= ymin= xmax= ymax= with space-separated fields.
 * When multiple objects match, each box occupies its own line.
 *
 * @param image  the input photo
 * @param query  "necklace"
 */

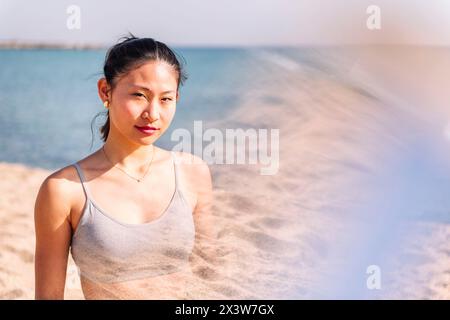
xmin=102 ymin=144 xmax=155 ymax=182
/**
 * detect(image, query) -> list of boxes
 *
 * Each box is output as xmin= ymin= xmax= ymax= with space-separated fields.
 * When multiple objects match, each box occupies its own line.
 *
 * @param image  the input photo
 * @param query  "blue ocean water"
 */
xmin=0 ymin=48 xmax=257 ymax=169
xmin=0 ymin=46 xmax=363 ymax=170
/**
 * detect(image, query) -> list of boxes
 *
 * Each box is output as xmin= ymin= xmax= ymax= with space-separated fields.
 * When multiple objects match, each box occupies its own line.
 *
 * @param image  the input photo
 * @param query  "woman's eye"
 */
xmin=132 ymin=93 xmax=172 ymax=102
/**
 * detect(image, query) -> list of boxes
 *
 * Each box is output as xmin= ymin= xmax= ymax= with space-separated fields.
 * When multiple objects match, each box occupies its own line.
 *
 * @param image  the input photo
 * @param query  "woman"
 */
xmin=34 ymin=36 xmax=214 ymax=299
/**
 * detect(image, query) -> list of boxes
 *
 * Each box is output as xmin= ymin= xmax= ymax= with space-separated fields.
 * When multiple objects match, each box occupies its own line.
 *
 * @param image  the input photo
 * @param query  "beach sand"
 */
xmin=0 ymin=46 xmax=449 ymax=299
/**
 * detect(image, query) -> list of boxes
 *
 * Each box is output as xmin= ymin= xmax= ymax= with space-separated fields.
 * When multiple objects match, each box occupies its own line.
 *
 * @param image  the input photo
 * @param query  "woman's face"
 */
xmin=103 ymin=60 xmax=179 ymax=145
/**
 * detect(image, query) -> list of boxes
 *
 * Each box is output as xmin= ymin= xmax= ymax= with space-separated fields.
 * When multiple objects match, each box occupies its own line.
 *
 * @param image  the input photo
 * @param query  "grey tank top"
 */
xmin=70 ymin=151 xmax=196 ymax=283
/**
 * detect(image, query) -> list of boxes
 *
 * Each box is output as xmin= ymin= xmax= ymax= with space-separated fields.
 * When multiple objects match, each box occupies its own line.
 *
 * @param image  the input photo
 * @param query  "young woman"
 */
xmin=34 ymin=36 xmax=214 ymax=299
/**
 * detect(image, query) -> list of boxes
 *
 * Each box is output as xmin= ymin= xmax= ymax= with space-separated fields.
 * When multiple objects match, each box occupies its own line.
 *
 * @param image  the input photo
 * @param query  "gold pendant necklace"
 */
xmin=102 ymin=144 xmax=155 ymax=182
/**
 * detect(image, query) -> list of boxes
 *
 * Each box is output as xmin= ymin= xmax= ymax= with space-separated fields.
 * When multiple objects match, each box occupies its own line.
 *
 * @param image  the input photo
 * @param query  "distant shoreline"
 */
xmin=0 ymin=41 xmax=107 ymax=50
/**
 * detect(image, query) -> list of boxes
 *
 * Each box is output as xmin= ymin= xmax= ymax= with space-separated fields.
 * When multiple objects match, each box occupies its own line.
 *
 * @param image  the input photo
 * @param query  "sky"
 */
xmin=1 ymin=0 xmax=450 ymax=47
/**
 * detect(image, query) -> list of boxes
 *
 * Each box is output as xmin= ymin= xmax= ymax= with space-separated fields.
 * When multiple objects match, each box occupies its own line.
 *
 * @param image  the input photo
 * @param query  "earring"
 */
xmin=103 ymin=100 xmax=109 ymax=108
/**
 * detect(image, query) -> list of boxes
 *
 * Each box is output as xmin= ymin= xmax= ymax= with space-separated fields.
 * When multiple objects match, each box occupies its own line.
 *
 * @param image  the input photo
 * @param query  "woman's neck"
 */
xmin=102 ymin=133 xmax=156 ymax=173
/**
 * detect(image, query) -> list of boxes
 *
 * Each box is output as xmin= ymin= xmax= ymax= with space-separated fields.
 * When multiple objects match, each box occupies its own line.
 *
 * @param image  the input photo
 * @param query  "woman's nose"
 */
xmin=143 ymin=103 xmax=159 ymax=121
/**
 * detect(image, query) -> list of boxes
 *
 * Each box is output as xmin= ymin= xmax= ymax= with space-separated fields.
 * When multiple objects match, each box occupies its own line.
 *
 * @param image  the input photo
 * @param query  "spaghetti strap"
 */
xmin=171 ymin=151 xmax=179 ymax=189
xmin=72 ymin=162 xmax=92 ymax=200
xmin=170 ymin=151 xmax=191 ymax=210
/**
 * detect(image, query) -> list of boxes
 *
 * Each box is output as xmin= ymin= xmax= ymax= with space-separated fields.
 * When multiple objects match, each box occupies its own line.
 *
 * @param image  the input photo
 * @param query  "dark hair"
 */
xmin=89 ymin=34 xmax=188 ymax=149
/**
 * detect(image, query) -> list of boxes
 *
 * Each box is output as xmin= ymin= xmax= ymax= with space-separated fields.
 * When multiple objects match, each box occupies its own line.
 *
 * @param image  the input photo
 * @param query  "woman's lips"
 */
xmin=135 ymin=125 xmax=160 ymax=135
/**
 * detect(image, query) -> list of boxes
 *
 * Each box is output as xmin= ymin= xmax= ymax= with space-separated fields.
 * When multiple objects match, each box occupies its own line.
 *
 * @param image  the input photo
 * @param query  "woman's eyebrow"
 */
xmin=130 ymin=84 xmax=175 ymax=94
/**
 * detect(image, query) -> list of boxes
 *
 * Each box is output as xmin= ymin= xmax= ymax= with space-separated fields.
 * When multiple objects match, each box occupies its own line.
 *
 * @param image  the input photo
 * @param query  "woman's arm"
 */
xmin=34 ymin=173 xmax=73 ymax=300
xmin=192 ymin=157 xmax=214 ymax=239
xmin=188 ymin=155 xmax=223 ymax=267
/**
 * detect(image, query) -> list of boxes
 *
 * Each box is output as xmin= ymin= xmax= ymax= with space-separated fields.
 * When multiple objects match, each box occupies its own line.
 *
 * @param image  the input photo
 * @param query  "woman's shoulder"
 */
xmin=171 ymin=149 xmax=209 ymax=168
xmin=39 ymin=165 xmax=80 ymax=197
xmin=40 ymin=163 xmax=80 ymax=192
xmin=38 ymin=152 xmax=99 ymax=202
xmin=171 ymin=150 xmax=212 ymax=185
xmin=35 ymin=163 xmax=82 ymax=223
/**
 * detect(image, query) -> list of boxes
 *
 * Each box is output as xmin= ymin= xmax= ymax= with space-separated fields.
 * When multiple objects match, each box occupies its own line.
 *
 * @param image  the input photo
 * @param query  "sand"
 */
xmin=1 ymin=46 xmax=449 ymax=299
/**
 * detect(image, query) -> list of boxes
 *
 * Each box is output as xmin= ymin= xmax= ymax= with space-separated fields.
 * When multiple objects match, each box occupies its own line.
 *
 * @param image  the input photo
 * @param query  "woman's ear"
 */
xmin=97 ymin=78 xmax=110 ymax=102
